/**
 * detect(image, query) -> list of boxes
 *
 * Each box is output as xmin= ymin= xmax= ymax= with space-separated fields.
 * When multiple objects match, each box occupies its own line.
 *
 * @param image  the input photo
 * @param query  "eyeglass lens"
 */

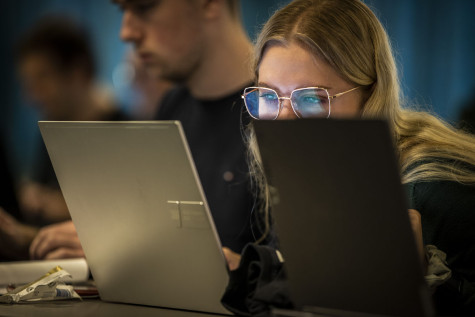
xmin=243 ymin=88 xmax=279 ymax=120
xmin=244 ymin=87 xmax=329 ymax=119
xmin=291 ymin=88 xmax=329 ymax=118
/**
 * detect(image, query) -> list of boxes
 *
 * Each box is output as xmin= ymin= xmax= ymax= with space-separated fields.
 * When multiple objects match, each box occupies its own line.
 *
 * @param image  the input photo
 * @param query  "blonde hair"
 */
xmin=249 ymin=0 xmax=475 ymax=243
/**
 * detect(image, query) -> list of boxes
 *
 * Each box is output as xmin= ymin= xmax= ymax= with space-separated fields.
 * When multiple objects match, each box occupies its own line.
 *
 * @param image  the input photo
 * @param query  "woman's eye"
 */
xmin=301 ymin=96 xmax=320 ymax=104
xmin=297 ymin=94 xmax=326 ymax=105
xmin=260 ymin=93 xmax=278 ymax=101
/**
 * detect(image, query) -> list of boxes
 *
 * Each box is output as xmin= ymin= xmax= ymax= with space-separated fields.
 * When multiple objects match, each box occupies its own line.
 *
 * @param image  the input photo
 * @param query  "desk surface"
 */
xmin=0 ymin=299 xmax=228 ymax=317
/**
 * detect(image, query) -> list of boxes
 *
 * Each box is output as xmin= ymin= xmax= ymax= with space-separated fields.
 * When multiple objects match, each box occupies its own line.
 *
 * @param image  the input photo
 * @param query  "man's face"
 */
xmin=120 ymin=0 xmax=205 ymax=82
xmin=18 ymin=54 xmax=73 ymax=119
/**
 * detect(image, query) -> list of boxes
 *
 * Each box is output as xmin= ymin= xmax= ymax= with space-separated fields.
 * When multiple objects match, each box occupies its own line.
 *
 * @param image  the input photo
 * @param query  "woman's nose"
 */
xmin=277 ymin=99 xmax=298 ymax=120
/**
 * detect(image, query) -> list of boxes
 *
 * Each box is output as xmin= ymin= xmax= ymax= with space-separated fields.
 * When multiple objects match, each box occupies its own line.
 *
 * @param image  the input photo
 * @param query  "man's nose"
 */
xmin=120 ymin=11 xmax=141 ymax=43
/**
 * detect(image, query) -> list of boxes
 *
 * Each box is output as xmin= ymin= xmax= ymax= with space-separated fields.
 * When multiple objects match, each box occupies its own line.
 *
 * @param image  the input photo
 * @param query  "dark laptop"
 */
xmin=254 ymin=119 xmax=434 ymax=317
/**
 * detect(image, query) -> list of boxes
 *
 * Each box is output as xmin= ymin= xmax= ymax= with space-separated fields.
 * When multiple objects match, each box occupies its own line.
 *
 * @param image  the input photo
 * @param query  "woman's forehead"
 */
xmin=257 ymin=42 xmax=343 ymax=93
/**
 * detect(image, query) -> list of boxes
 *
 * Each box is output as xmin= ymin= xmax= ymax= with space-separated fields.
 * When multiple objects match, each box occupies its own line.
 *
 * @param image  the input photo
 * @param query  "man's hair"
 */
xmin=226 ymin=0 xmax=241 ymax=19
xmin=112 ymin=0 xmax=241 ymax=18
xmin=16 ymin=16 xmax=96 ymax=79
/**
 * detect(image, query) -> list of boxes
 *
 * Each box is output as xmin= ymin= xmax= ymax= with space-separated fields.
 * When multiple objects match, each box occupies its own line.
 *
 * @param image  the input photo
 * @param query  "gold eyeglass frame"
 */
xmin=242 ymin=86 xmax=361 ymax=120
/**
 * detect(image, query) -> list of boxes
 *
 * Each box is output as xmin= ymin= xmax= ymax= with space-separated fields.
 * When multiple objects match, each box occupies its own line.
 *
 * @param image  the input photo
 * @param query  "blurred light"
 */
xmin=112 ymin=61 xmax=135 ymax=90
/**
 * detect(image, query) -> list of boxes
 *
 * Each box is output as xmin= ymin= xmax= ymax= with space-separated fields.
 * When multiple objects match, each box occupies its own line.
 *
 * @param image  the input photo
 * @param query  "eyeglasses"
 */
xmin=242 ymin=86 xmax=360 ymax=120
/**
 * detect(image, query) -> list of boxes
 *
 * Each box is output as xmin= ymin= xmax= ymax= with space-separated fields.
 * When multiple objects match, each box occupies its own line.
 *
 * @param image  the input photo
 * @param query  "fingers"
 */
xmin=38 ymin=188 xmax=70 ymax=222
xmin=222 ymin=247 xmax=241 ymax=271
xmin=0 ymin=207 xmax=16 ymax=231
xmin=0 ymin=208 xmax=37 ymax=242
xmin=408 ymin=209 xmax=425 ymax=270
xmin=19 ymin=182 xmax=43 ymax=216
xmin=29 ymin=221 xmax=83 ymax=260
xmin=408 ymin=209 xmax=422 ymax=229
xmin=43 ymin=247 xmax=85 ymax=260
xmin=29 ymin=226 xmax=47 ymax=259
xmin=0 ymin=208 xmax=39 ymax=259
xmin=408 ymin=209 xmax=423 ymax=244
xmin=31 ymin=231 xmax=81 ymax=260
xmin=48 ymin=220 xmax=76 ymax=233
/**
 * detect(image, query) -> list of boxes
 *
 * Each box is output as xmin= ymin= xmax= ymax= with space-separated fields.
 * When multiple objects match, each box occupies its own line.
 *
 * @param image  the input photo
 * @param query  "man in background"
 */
xmin=0 ymin=138 xmax=32 ymax=260
xmin=17 ymin=16 xmax=127 ymax=225
xmin=30 ymin=0 xmax=270 ymax=260
xmin=0 ymin=16 xmax=127 ymax=260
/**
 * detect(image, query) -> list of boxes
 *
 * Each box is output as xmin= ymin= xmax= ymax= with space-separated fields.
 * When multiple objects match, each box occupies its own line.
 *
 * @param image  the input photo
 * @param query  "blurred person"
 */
xmin=125 ymin=50 xmax=174 ymax=119
xmin=0 ymin=16 xmax=128 ymax=260
xmin=0 ymin=138 xmax=34 ymax=260
xmin=29 ymin=50 xmax=175 ymax=260
xmin=0 ymin=138 xmax=20 ymax=221
xmin=16 ymin=16 xmax=127 ymax=225
xmin=29 ymin=0 xmax=271 ymax=260
xmin=0 ymin=208 xmax=37 ymax=260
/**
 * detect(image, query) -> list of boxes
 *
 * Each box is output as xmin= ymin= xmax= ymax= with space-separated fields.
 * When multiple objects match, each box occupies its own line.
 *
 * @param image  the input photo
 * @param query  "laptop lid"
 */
xmin=39 ymin=121 xmax=230 ymax=315
xmin=254 ymin=119 xmax=434 ymax=317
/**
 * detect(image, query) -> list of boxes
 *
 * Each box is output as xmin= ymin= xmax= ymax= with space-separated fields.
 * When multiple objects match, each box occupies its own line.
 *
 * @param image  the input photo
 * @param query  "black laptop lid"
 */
xmin=254 ymin=119 xmax=433 ymax=317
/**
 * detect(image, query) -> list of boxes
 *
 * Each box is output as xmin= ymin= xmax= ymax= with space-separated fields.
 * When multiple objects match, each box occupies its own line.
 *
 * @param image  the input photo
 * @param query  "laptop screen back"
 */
xmin=39 ymin=121 xmax=230 ymax=314
xmin=254 ymin=119 xmax=433 ymax=317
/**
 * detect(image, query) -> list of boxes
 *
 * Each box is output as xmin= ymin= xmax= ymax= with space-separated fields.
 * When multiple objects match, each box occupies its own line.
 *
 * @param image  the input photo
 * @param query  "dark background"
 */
xmin=0 ymin=0 xmax=474 ymax=180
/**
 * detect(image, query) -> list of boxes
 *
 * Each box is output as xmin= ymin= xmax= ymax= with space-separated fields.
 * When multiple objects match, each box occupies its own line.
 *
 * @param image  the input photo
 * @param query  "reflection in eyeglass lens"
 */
xmin=292 ymin=88 xmax=329 ymax=118
xmin=258 ymin=88 xmax=279 ymax=119
xmin=243 ymin=87 xmax=330 ymax=119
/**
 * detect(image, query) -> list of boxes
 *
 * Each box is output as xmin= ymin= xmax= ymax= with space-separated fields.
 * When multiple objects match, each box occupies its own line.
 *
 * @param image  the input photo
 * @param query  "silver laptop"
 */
xmin=253 ymin=119 xmax=434 ymax=317
xmin=39 ymin=121 xmax=230 ymax=315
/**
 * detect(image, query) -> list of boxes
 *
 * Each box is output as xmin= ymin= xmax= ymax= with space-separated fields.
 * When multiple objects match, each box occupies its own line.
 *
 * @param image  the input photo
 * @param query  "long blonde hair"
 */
xmin=249 ymin=0 xmax=475 ymax=243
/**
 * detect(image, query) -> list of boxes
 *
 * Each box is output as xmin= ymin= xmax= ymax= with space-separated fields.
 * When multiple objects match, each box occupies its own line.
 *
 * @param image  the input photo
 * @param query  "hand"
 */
xmin=0 ymin=207 xmax=38 ymax=260
xmin=29 ymin=220 xmax=84 ymax=260
xmin=18 ymin=182 xmax=43 ymax=216
xmin=408 ymin=209 xmax=426 ymax=271
xmin=222 ymin=247 xmax=241 ymax=271
xmin=19 ymin=182 xmax=70 ymax=223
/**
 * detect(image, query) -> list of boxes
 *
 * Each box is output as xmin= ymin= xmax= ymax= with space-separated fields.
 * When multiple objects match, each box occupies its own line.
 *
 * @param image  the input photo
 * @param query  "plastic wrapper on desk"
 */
xmin=0 ymin=266 xmax=81 ymax=303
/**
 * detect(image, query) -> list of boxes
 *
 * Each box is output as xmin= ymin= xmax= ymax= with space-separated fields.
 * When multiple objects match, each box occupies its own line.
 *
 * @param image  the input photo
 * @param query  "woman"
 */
xmin=222 ymin=0 xmax=475 ymax=315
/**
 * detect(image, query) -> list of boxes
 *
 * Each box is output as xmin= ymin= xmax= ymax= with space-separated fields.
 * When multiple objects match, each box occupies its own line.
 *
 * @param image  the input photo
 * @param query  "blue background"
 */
xmin=1 ymin=0 xmax=474 ymax=179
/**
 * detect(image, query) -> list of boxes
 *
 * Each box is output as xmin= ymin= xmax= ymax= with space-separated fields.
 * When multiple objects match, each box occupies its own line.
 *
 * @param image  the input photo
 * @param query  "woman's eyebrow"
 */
xmin=257 ymin=82 xmax=275 ymax=89
xmin=257 ymin=82 xmax=283 ymax=95
xmin=257 ymin=82 xmax=333 ymax=92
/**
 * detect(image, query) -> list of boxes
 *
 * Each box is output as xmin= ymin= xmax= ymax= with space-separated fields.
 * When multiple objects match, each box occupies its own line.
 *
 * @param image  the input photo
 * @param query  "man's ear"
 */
xmin=201 ymin=0 xmax=226 ymax=20
xmin=69 ymin=62 xmax=92 ymax=88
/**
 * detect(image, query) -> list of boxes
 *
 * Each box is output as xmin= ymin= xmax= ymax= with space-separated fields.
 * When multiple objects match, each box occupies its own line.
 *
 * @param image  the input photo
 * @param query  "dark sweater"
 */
xmin=0 ymin=139 xmax=20 ymax=219
xmin=222 ymin=178 xmax=475 ymax=316
xmin=156 ymin=85 xmax=269 ymax=253
xmin=406 ymin=180 xmax=475 ymax=315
